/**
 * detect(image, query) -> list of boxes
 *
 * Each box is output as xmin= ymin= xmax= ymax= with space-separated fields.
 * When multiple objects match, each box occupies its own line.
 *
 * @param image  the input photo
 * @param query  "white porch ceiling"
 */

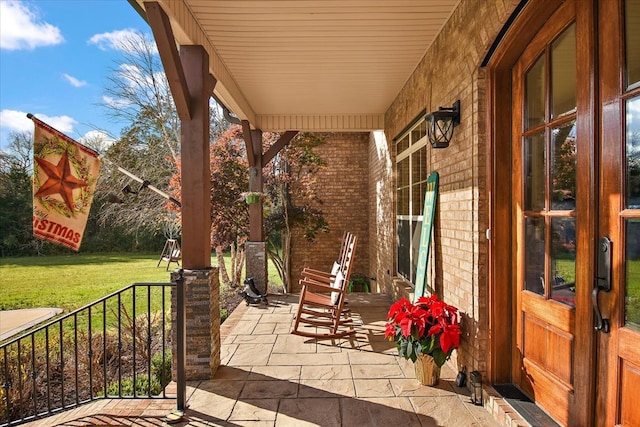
xmin=132 ymin=0 xmax=460 ymax=131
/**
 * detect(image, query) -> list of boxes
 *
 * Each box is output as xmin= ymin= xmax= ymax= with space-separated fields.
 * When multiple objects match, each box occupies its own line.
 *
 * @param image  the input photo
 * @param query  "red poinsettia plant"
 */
xmin=385 ymin=295 xmax=461 ymax=367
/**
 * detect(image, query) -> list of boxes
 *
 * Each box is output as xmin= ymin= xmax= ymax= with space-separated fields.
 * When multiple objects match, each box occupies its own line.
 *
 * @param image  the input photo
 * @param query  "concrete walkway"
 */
xmin=21 ymin=294 xmax=501 ymax=426
xmin=0 ymin=307 xmax=62 ymax=341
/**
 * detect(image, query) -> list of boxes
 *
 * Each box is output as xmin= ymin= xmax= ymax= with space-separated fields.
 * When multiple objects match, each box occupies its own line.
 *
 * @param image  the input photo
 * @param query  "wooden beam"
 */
xmin=263 ymin=131 xmax=298 ymax=165
xmin=144 ymin=2 xmax=191 ymax=121
xmin=180 ymin=45 xmax=212 ymax=269
xmin=248 ymin=166 xmax=263 ymax=241
xmin=251 ymin=129 xmax=262 ymax=162
xmin=242 ymin=120 xmax=256 ymax=167
xmin=206 ymin=74 xmax=217 ymax=96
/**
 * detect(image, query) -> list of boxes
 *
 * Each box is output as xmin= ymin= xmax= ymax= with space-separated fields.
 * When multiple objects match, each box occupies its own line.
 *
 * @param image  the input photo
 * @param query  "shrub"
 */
xmin=151 ymin=350 xmax=172 ymax=387
xmin=106 ymin=375 xmax=162 ymax=397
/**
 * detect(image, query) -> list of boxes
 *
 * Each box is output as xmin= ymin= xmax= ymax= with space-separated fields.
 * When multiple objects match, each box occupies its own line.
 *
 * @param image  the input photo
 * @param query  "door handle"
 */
xmin=593 ymin=237 xmax=612 ymax=333
xmin=592 ymin=286 xmax=609 ymax=333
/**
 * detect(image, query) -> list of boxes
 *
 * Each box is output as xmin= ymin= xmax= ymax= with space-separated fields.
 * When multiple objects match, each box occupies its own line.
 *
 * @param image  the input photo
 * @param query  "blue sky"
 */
xmin=0 ymin=0 xmax=150 ymax=151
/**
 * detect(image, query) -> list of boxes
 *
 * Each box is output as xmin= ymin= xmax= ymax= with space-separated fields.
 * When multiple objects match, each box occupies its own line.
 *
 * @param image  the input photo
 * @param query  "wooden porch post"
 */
xmin=241 ymin=122 xmax=298 ymax=293
xmin=145 ymin=4 xmax=220 ymax=418
xmin=180 ymin=45 xmax=213 ymax=269
xmin=250 ymin=132 xmax=264 ymax=242
xmin=242 ymin=121 xmax=266 ymax=292
xmin=242 ymin=121 xmax=264 ymax=241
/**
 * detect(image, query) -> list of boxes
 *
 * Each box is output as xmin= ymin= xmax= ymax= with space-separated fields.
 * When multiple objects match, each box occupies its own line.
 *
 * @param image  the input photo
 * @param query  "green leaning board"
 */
xmin=413 ymin=171 xmax=439 ymax=303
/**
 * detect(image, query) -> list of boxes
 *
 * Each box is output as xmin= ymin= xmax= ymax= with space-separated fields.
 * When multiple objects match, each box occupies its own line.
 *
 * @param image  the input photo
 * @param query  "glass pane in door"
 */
xmin=626 ymin=96 xmax=640 ymax=330
xmin=551 ymin=121 xmax=577 ymax=210
xmin=626 ymin=219 xmax=640 ymax=331
xmin=551 ymin=24 xmax=577 ymax=118
xmin=551 ymin=218 xmax=576 ymax=307
xmin=626 ymin=0 xmax=640 ymax=87
xmin=627 ymin=96 xmax=640 ymax=209
xmin=525 ymin=132 xmax=546 ymax=211
xmin=526 ymin=55 xmax=546 ymax=129
xmin=525 ymin=217 xmax=545 ymax=295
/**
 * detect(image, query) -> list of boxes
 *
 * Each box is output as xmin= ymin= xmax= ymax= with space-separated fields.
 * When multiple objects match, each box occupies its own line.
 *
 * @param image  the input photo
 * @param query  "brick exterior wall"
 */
xmin=382 ymin=0 xmax=520 ymax=376
xmin=290 ymin=132 xmax=370 ymax=293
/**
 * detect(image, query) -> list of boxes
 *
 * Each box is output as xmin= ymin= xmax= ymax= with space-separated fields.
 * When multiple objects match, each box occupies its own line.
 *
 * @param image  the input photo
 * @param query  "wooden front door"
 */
xmin=596 ymin=0 xmax=640 ymax=425
xmin=507 ymin=0 xmax=640 ymax=425
xmin=511 ymin=2 xmax=581 ymax=424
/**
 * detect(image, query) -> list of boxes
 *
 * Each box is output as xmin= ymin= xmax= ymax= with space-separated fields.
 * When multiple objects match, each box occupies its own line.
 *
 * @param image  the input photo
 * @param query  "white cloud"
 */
xmin=0 ymin=109 xmax=76 ymax=134
xmin=0 ymin=1 xmax=64 ymax=50
xmin=116 ymin=63 xmax=168 ymax=94
xmin=63 ymin=74 xmax=87 ymax=88
xmin=88 ymin=28 xmax=156 ymax=54
xmin=0 ymin=109 xmax=33 ymax=133
xmin=39 ymin=114 xmax=76 ymax=135
xmin=102 ymin=95 xmax=131 ymax=109
xmin=79 ymin=130 xmax=115 ymax=152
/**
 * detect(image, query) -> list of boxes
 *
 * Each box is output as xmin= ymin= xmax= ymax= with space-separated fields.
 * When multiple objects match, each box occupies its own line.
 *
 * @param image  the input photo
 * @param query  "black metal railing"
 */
xmin=0 ymin=283 xmax=175 ymax=426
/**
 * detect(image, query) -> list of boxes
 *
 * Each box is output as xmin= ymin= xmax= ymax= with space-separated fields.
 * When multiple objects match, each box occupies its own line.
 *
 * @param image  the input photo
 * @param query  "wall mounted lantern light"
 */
xmin=426 ymin=100 xmax=461 ymax=149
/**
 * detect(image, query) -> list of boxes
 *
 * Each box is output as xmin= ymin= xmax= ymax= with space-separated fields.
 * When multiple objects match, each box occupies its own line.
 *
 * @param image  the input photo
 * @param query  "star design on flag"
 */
xmin=35 ymin=151 xmax=88 ymax=211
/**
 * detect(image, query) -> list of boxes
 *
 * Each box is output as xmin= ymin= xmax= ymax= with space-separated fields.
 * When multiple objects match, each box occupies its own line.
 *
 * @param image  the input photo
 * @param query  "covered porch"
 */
xmin=21 ymin=294 xmax=505 ymax=426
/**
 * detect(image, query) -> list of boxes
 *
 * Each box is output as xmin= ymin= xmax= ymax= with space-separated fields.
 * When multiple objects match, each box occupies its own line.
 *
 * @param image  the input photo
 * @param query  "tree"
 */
xmin=95 ymin=31 xmax=227 ymax=248
xmin=0 ymin=132 xmax=40 ymax=256
xmin=552 ymin=127 xmax=576 ymax=206
xmin=97 ymin=32 xmax=329 ymax=287
xmin=168 ymin=128 xmax=328 ymax=290
xmin=92 ymin=32 xmax=180 ymax=244
xmin=170 ymin=125 xmax=249 ymax=287
xmin=628 ymin=129 xmax=640 ymax=207
xmin=264 ymin=132 xmax=328 ymax=291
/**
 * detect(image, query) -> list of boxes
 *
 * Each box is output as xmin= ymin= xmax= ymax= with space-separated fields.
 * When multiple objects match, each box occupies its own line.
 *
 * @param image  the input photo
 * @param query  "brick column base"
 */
xmin=245 ymin=241 xmax=268 ymax=294
xmin=171 ymin=268 xmax=220 ymax=380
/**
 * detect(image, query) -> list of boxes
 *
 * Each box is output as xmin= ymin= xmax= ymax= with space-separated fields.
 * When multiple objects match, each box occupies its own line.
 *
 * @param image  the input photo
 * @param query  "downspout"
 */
xmin=214 ymin=93 xmax=242 ymax=125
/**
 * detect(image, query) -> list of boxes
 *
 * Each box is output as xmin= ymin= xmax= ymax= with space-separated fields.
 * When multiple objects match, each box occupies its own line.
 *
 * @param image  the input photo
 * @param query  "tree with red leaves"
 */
xmin=169 ymin=126 xmax=248 ymax=286
xmin=263 ymin=132 xmax=328 ymax=291
xmin=169 ymin=126 xmax=328 ymax=290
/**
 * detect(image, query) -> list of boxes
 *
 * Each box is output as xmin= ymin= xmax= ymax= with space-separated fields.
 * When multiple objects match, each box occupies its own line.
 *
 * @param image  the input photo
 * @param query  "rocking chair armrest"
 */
xmin=299 ymin=278 xmax=342 ymax=293
xmin=302 ymin=270 xmax=336 ymax=283
xmin=302 ymin=267 xmax=334 ymax=278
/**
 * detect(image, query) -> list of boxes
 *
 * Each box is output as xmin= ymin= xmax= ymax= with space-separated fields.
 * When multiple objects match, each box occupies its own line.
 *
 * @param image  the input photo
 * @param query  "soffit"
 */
xmin=133 ymin=0 xmax=460 ymax=131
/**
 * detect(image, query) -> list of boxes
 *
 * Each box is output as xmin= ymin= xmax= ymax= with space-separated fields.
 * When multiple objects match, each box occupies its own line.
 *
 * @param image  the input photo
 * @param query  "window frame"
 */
xmin=395 ymin=116 xmax=429 ymax=285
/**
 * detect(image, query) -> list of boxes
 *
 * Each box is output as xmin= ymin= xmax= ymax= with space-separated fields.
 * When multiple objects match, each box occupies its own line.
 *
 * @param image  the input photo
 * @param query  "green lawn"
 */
xmin=627 ymin=259 xmax=640 ymax=329
xmin=0 ymin=252 xmax=284 ymax=313
xmin=0 ymin=254 xmax=176 ymax=311
xmin=0 ymin=253 xmax=178 ymax=312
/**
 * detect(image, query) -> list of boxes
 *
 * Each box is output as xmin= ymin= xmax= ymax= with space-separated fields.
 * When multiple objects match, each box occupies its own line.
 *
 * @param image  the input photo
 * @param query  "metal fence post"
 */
xmin=176 ymin=269 xmax=186 ymax=411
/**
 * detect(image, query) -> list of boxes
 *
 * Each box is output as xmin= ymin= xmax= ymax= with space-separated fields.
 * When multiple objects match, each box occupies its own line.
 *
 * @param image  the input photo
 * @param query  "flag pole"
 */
xmin=27 ymin=113 xmax=182 ymax=208
xmin=102 ymin=158 xmax=182 ymax=208
xmin=27 ymin=113 xmax=181 ymax=208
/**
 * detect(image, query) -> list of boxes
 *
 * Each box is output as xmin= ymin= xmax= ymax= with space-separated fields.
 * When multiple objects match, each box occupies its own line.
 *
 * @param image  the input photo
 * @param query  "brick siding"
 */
xmin=382 ymin=0 xmax=520 ymax=376
xmin=290 ymin=132 xmax=370 ymax=293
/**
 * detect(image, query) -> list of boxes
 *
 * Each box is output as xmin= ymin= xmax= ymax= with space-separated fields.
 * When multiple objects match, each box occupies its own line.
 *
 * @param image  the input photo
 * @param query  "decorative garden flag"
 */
xmin=30 ymin=114 xmax=101 ymax=251
xmin=413 ymin=171 xmax=439 ymax=302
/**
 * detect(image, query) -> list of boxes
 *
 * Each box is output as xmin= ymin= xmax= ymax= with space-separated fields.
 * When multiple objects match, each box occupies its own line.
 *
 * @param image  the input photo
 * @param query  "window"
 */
xmin=396 ymin=118 xmax=428 ymax=284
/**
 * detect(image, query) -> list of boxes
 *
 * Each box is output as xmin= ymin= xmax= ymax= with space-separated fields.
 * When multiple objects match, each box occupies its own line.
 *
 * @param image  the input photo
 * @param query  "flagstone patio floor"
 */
xmin=22 ymin=293 xmax=503 ymax=426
